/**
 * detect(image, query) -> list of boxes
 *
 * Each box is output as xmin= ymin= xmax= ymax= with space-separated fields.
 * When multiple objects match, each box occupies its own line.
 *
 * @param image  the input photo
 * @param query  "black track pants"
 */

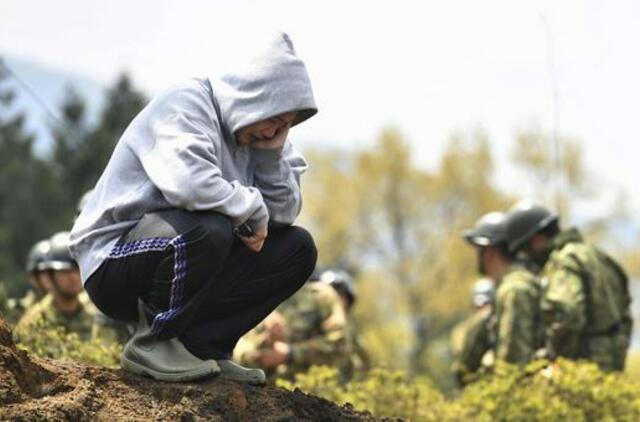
xmin=85 ymin=209 xmax=317 ymax=359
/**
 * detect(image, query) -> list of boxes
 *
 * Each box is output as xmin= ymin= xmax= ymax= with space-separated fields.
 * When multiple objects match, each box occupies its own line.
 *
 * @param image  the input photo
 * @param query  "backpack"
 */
xmin=566 ymin=246 xmax=632 ymax=346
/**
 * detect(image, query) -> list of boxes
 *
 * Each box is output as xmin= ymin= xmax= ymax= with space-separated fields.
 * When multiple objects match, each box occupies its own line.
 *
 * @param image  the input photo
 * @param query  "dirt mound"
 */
xmin=0 ymin=317 xmax=390 ymax=421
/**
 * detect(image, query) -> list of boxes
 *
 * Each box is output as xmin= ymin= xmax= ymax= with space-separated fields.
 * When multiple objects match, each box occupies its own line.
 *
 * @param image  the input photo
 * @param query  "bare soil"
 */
xmin=0 ymin=317 xmax=391 ymax=421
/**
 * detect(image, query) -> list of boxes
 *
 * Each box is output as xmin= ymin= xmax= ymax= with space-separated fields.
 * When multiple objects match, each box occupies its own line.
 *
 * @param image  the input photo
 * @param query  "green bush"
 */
xmin=15 ymin=316 xmax=122 ymax=368
xmin=277 ymin=366 xmax=462 ymax=420
xmin=459 ymin=359 xmax=640 ymax=422
xmin=279 ymin=361 xmax=640 ymax=421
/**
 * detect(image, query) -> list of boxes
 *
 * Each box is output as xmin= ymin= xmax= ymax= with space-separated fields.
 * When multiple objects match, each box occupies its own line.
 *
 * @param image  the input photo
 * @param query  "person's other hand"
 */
xmin=264 ymin=311 xmax=288 ymax=344
xmin=239 ymin=226 xmax=267 ymax=252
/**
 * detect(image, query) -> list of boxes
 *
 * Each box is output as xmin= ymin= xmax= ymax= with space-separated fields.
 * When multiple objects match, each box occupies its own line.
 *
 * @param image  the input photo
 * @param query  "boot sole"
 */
xmin=121 ymin=354 xmax=220 ymax=382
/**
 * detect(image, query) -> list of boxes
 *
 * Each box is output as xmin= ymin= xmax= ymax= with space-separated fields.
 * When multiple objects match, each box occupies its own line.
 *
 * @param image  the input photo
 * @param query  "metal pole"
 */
xmin=540 ymin=15 xmax=562 ymax=216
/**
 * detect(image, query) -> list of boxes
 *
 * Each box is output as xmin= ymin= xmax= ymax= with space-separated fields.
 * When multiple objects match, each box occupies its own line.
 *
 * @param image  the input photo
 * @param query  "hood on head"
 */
xmin=209 ymin=31 xmax=317 ymax=139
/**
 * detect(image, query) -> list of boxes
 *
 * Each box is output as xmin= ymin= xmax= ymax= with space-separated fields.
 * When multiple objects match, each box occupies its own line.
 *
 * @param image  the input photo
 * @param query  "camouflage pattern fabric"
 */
xmin=14 ymin=293 xmax=97 ymax=342
xmin=490 ymin=264 xmax=543 ymax=365
xmin=92 ymin=312 xmax=133 ymax=345
xmin=540 ymin=228 xmax=632 ymax=371
xmin=4 ymin=289 xmax=41 ymax=325
xmin=234 ymin=320 xmax=272 ymax=371
xmin=279 ymin=282 xmax=349 ymax=374
xmin=450 ymin=306 xmax=492 ymax=385
xmin=345 ymin=324 xmax=371 ymax=378
xmin=235 ymin=282 xmax=350 ymax=380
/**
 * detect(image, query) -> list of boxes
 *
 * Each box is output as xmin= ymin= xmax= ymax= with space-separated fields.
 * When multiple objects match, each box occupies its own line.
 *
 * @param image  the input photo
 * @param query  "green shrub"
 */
xmin=277 ymin=366 xmax=462 ymax=420
xmin=279 ymin=361 xmax=640 ymax=421
xmin=459 ymin=359 xmax=640 ymax=422
xmin=15 ymin=316 xmax=122 ymax=368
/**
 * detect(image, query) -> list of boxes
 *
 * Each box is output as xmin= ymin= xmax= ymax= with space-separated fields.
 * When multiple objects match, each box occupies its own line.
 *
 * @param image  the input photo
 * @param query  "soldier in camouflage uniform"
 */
xmin=506 ymin=200 xmax=632 ymax=371
xmin=450 ymin=278 xmax=494 ymax=386
xmin=235 ymin=276 xmax=350 ymax=380
xmin=319 ymin=269 xmax=370 ymax=379
xmin=4 ymin=240 xmax=54 ymax=324
xmin=464 ymin=211 xmax=543 ymax=366
xmin=14 ymin=232 xmax=97 ymax=342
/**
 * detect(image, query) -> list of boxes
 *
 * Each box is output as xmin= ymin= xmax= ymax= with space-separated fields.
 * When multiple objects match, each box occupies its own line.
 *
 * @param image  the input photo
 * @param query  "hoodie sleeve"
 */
xmin=251 ymin=140 xmax=307 ymax=226
xmin=139 ymin=112 xmax=269 ymax=229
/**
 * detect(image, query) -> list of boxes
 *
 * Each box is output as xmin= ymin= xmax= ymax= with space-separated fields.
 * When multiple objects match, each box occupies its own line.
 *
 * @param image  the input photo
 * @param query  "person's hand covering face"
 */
xmin=235 ymin=111 xmax=297 ymax=149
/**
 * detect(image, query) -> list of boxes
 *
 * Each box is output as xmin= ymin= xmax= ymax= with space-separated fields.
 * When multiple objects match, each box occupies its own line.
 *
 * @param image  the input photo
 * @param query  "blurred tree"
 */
xmin=50 ymin=86 xmax=90 ymax=221
xmin=0 ymin=71 xmax=147 ymax=297
xmin=301 ymin=127 xmax=509 ymax=387
xmin=50 ymin=73 xmax=146 ymax=221
xmin=85 ymin=73 xmax=146 ymax=179
xmin=0 ymin=71 xmax=66 ymax=296
xmin=511 ymin=124 xmax=589 ymax=217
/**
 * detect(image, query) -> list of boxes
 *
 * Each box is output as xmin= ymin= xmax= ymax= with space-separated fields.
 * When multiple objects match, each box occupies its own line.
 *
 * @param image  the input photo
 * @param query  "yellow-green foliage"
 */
xmin=15 ymin=316 xmax=122 ymax=368
xmin=626 ymin=351 xmax=640 ymax=380
xmin=278 ymin=366 xmax=462 ymax=420
xmin=279 ymin=361 xmax=640 ymax=421
xmin=459 ymin=359 xmax=640 ymax=421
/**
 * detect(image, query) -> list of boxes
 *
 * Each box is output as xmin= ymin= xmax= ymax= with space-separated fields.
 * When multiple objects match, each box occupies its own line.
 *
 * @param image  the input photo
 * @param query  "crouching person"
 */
xmin=70 ymin=32 xmax=318 ymax=385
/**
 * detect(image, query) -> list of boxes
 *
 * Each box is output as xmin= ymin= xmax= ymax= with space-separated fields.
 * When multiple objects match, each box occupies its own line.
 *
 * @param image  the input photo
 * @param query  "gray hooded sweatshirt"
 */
xmin=69 ymin=32 xmax=317 ymax=284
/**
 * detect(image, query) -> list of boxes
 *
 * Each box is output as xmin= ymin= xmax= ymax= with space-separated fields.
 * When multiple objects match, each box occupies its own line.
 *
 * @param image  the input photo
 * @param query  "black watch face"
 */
xmin=234 ymin=223 xmax=254 ymax=237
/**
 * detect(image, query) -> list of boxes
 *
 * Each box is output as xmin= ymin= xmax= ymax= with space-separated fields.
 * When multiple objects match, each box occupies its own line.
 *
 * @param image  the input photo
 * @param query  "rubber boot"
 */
xmin=216 ymin=359 xmax=266 ymax=385
xmin=121 ymin=301 xmax=220 ymax=382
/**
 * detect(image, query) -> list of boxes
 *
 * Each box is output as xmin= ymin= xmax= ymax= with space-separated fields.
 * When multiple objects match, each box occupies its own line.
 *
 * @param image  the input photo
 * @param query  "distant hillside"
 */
xmin=0 ymin=55 xmax=106 ymax=155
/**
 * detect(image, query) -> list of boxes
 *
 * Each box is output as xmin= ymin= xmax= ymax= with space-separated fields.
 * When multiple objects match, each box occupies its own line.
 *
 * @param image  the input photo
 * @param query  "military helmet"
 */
xmin=41 ymin=231 xmax=76 ymax=271
xmin=25 ymin=239 xmax=51 ymax=273
xmin=463 ymin=212 xmax=508 ymax=247
xmin=505 ymin=199 xmax=558 ymax=253
xmin=472 ymin=278 xmax=495 ymax=307
xmin=320 ymin=269 xmax=356 ymax=305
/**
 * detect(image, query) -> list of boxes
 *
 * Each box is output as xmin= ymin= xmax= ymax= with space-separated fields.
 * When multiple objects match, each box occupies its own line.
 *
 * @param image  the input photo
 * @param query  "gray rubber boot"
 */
xmin=217 ymin=360 xmax=266 ymax=385
xmin=121 ymin=301 xmax=220 ymax=382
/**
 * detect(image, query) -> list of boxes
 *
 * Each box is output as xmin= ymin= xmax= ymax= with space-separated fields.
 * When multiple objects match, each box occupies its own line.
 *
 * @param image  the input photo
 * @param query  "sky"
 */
xmin=1 ymin=0 xmax=640 ymax=225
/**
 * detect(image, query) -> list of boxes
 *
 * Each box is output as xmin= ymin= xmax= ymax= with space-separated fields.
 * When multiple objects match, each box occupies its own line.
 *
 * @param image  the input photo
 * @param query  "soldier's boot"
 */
xmin=121 ymin=301 xmax=220 ymax=382
xmin=216 ymin=359 xmax=266 ymax=385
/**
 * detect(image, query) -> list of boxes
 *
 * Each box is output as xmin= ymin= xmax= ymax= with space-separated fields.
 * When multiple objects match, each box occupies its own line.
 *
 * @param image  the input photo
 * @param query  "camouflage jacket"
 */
xmin=278 ymin=282 xmax=349 ymax=375
xmin=235 ymin=282 xmax=350 ymax=379
xmin=450 ymin=306 xmax=492 ymax=385
xmin=490 ymin=264 xmax=543 ymax=365
xmin=14 ymin=293 xmax=97 ymax=342
xmin=540 ymin=229 xmax=632 ymax=371
xmin=3 ymin=289 xmax=41 ymax=325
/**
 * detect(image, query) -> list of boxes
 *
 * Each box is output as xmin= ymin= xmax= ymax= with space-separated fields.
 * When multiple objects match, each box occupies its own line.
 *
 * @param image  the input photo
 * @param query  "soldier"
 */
xmin=236 ymin=277 xmax=350 ymax=381
xmin=464 ymin=212 xmax=543 ymax=365
xmin=505 ymin=200 xmax=632 ymax=371
xmin=319 ymin=269 xmax=370 ymax=379
xmin=450 ymin=278 xmax=494 ymax=386
xmin=14 ymin=232 xmax=96 ymax=342
xmin=4 ymin=240 xmax=54 ymax=324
